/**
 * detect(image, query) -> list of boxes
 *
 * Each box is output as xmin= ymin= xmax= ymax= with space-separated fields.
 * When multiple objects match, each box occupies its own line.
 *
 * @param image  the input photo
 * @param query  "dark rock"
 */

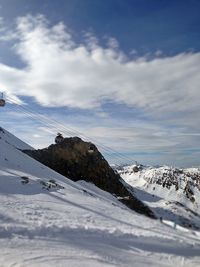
xmin=23 ymin=137 xmax=155 ymax=218
xmin=0 ymin=127 xmax=5 ymax=133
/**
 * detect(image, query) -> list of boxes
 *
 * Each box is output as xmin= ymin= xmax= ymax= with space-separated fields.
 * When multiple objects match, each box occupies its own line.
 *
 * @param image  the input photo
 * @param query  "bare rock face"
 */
xmin=142 ymin=167 xmax=199 ymax=203
xmin=23 ymin=137 xmax=155 ymax=218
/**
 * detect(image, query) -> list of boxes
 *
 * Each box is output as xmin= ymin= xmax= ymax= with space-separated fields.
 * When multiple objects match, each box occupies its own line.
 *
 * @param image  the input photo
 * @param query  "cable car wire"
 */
xmin=7 ymin=97 xmax=137 ymax=166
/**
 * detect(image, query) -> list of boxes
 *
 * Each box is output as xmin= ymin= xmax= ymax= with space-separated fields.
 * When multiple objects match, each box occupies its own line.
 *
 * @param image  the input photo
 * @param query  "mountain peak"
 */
xmin=24 ymin=136 xmax=155 ymax=218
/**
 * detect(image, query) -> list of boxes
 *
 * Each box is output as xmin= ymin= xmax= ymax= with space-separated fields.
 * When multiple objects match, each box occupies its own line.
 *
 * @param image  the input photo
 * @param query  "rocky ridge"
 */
xmin=23 ymin=137 xmax=155 ymax=218
xmin=118 ymin=164 xmax=200 ymax=229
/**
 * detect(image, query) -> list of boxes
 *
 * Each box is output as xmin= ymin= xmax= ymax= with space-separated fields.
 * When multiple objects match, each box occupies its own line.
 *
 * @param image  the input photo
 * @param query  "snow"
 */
xmin=0 ymin=127 xmax=33 ymax=150
xmin=119 ymin=164 xmax=200 ymax=230
xmin=0 ymin=128 xmax=200 ymax=267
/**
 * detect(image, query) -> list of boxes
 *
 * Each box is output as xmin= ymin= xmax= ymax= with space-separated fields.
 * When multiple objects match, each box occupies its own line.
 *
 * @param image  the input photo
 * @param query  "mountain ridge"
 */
xmin=0 ymin=127 xmax=200 ymax=266
xmin=23 ymin=136 xmax=155 ymax=218
xmin=118 ymin=164 xmax=200 ymax=229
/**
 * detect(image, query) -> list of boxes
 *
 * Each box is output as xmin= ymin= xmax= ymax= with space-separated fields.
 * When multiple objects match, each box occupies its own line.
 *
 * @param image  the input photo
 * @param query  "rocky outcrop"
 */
xmin=118 ymin=164 xmax=200 ymax=229
xmin=23 ymin=137 xmax=155 ymax=218
xmin=142 ymin=167 xmax=199 ymax=203
xmin=119 ymin=165 xmax=200 ymax=204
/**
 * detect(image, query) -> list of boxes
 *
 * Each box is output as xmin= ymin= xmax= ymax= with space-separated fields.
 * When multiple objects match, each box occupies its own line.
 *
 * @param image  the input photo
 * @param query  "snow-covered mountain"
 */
xmin=118 ymin=164 xmax=200 ymax=230
xmin=1 ymin=127 xmax=200 ymax=267
xmin=0 ymin=127 xmax=33 ymax=150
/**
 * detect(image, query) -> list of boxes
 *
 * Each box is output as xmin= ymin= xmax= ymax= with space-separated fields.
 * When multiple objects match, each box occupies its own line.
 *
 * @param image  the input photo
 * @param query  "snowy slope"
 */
xmin=0 ymin=128 xmax=200 ymax=267
xmin=0 ymin=127 xmax=33 ymax=150
xmin=119 ymin=165 xmax=200 ymax=230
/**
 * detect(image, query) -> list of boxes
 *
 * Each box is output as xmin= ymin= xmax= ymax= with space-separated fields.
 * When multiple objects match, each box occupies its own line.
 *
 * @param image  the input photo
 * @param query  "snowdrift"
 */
xmin=0 ymin=128 xmax=200 ymax=267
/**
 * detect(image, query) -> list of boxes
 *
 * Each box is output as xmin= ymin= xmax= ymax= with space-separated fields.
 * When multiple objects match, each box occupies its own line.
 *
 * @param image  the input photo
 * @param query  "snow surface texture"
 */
xmin=119 ymin=165 xmax=200 ymax=230
xmin=0 ymin=128 xmax=200 ymax=267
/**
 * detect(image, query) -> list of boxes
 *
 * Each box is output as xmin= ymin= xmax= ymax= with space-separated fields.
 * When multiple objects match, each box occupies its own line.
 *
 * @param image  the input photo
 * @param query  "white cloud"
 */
xmin=1 ymin=14 xmax=200 ymax=166
xmin=0 ymin=17 xmax=18 ymax=41
xmin=0 ymin=14 xmax=199 ymax=119
xmin=107 ymin=37 xmax=119 ymax=49
xmin=154 ymin=50 xmax=163 ymax=57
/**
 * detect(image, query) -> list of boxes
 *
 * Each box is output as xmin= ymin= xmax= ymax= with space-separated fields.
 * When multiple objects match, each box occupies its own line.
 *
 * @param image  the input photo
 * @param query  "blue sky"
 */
xmin=0 ymin=0 xmax=200 ymax=167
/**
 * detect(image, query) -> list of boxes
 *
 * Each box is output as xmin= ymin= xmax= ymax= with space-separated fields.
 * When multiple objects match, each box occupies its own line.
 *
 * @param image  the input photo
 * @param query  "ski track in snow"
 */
xmin=0 ymin=128 xmax=200 ymax=267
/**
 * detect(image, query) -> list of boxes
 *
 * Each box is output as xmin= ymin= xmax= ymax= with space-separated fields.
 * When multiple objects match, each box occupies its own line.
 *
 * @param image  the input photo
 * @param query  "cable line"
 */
xmin=7 ymin=97 xmax=137 ymax=166
xmin=8 ymin=97 xmax=135 ymax=166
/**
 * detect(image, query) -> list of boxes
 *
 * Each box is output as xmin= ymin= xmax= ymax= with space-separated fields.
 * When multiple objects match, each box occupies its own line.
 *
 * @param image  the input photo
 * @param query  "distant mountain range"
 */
xmin=1 ymin=126 xmax=200 ymax=266
xmin=117 ymin=164 xmax=200 ymax=229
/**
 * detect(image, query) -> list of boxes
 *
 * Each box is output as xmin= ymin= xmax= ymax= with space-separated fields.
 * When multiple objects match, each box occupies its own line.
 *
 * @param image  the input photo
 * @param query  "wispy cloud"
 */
xmin=0 ymin=17 xmax=18 ymax=41
xmin=0 ymin=14 xmax=200 ymax=167
xmin=0 ymin=14 xmax=198 ymax=114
